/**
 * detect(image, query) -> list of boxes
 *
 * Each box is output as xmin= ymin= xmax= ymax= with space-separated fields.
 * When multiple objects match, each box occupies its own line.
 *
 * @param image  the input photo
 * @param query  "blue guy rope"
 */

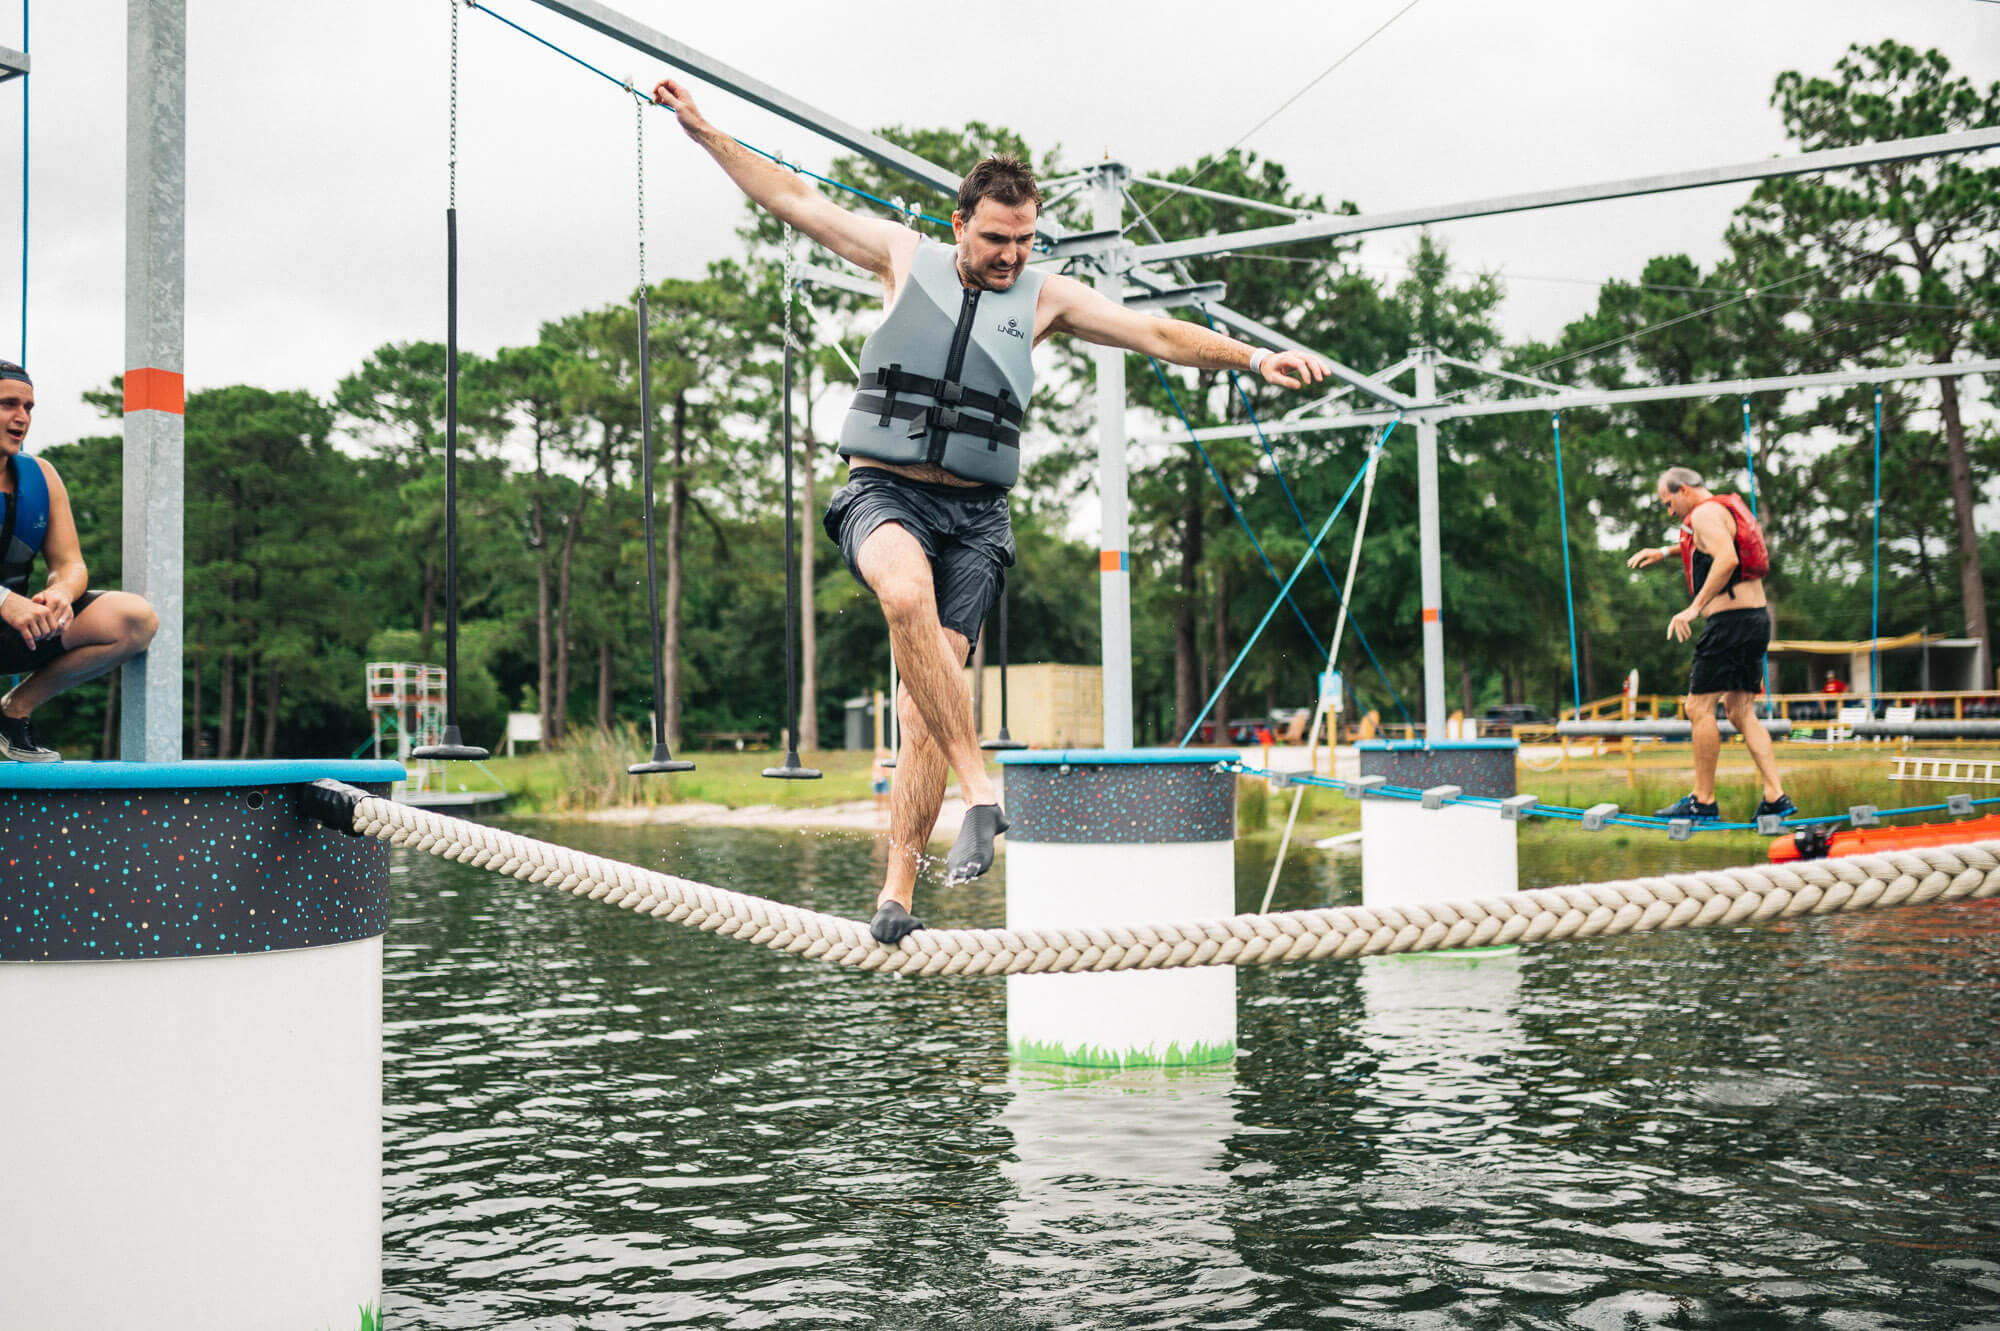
xmin=1871 ymin=387 xmax=1883 ymax=701
xmin=1148 ymin=359 xmax=1414 ymax=727
xmin=1219 ymin=756 xmax=2000 ymax=835
xmin=1552 ymin=413 xmax=1583 ymax=721
xmin=1743 ymin=397 xmax=1772 ymax=704
xmin=1741 ymin=397 xmax=1759 ymax=517
xmin=466 ymin=1 xmax=954 ymax=232
xmin=1148 ymin=359 xmax=1328 ymax=658
xmin=1199 ymin=310 xmax=1416 ymax=728
xmin=1177 ymin=415 xmax=1402 ymax=747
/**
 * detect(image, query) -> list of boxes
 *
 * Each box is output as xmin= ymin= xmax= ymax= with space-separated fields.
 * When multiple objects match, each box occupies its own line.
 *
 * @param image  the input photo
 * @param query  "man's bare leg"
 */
xmin=855 ymin=524 xmax=995 ymax=806
xmin=2 ymin=592 xmax=158 ymax=717
xmin=876 ymin=674 xmax=955 ymax=921
xmin=1686 ymin=691 xmax=1724 ymax=803
xmin=1723 ymin=691 xmax=1786 ymax=801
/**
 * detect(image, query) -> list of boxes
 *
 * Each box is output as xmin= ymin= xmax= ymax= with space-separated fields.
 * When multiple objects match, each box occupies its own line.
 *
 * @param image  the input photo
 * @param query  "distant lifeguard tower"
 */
xmin=365 ymin=662 xmax=448 ymax=797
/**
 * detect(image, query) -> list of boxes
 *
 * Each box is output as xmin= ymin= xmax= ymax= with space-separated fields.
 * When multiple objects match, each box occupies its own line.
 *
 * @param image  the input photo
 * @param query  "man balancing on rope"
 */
xmin=1626 ymin=466 xmax=1794 ymax=825
xmin=0 ymin=360 xmax=160 ymax=762
xmin=654 ymin=78 xmax=1331 ymax=943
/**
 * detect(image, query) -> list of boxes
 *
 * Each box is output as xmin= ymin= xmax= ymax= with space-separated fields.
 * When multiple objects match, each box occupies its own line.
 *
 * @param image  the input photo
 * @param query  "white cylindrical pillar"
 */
xmin=0 ymin=759 xmax=401 ymax=1331
xmin=1358 ymin=738 xmax=1520 ymax=923
xmin=999 ymin=749 xmax=1236 ymax=1066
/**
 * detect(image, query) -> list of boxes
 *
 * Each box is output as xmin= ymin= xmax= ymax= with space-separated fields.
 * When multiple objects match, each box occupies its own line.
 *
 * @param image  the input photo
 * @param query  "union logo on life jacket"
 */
xmin=1678 ymin=493 xmax=1770 ymax=594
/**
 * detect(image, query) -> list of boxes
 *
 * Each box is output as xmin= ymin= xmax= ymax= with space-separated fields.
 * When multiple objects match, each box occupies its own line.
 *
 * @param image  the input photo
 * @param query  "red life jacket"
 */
xmin=1679 ymin=493 xmax=1770 ymax=594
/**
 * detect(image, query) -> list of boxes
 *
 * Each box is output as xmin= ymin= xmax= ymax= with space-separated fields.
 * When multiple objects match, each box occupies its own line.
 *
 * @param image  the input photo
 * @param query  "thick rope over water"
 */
xmin=310 ymin=783 xmax=2000 ymax=978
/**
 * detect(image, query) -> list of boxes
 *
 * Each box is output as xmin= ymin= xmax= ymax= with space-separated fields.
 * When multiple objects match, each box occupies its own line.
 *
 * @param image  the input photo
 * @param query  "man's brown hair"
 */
xmin=957 ymin=155 xmax=1041 ymax=220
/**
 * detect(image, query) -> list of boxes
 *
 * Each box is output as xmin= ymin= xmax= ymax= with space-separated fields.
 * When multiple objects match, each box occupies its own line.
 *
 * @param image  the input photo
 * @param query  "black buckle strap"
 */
xmin=865 ymin=366 xmax=1023 ymax=426
xmin=908 ymin=405 xmax=1019 ymax=452
xmin=874 ymin=362 xmax=902 ymax=427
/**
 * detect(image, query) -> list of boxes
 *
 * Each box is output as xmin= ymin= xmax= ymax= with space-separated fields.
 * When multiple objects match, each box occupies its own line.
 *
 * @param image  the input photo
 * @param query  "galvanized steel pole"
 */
xmin=1414 ymin=347 xmax=1445 ymax=739
xmin=1092 ymin=163 xmax=1133 ymax=750
xmin=122 ymin=0 xmax=184 ymax=762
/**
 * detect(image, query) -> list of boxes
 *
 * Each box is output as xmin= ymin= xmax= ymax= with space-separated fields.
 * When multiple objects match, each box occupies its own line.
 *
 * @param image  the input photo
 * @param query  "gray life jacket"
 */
xmin=838 ymin=238 xmax=1045 ymax=489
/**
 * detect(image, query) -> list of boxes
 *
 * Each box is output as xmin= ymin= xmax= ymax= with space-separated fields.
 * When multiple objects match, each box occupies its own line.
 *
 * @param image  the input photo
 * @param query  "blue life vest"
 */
xmin=1 ymin=452 xmax=51 ymax=595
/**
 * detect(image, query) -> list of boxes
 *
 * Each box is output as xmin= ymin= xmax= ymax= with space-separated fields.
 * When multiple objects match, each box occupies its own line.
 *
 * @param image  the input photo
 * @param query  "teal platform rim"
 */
xmin=0 ymin=759 xmax=406 ymax=791
xmin=997 ymin=748 xmax=1242 ymax=767
xmin=1358 ymin=739 xmax=1519 ymax=753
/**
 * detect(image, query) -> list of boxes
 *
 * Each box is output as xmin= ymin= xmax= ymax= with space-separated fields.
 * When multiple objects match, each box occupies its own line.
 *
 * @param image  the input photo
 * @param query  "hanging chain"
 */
xmin=448 ymin=0 xmax=460 ymax=210
xmin=635 ymin=91 xmax=646 ymax=288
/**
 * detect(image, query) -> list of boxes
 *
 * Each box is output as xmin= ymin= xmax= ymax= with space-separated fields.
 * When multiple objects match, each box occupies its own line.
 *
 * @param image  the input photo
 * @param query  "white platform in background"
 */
xmin=1362 ymin=798 xmax=1519 ymax=913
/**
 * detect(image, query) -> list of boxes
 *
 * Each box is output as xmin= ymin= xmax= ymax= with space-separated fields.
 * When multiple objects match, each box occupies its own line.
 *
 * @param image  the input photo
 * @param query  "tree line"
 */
xmin=28 ymin=41 xmax=1998 ymax=760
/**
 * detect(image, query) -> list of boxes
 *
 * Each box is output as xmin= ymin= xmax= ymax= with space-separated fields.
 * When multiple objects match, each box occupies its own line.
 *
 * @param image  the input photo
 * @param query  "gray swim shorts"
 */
xmin=822 ymin=467 xmax=1014 ymax=649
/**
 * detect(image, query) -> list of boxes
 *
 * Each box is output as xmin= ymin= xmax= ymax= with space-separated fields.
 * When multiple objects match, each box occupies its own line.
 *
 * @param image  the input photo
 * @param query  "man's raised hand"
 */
xmin=1259 ymin=350 xmax=1332 ymax=390
xmin=651 ymin=78 xmax=706 ymax=135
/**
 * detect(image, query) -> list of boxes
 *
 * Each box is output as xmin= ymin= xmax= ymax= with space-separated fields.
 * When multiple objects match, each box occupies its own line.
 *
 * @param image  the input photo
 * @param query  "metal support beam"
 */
xmin=1121 ymin=281 xmax=1226 ymax=313
xmin=1092 ymin=165 xmax=1133 ymax=750
xmin=1130 ymin=357 xmax=2000 ymax=448
xmin=123 ymin=0 xmax=184 ymax=762
xmin=1131 ymin=127 xmax=2000 ymax=268
xmin=1413 ymin=348 xmax=1445 ymax=738
xmin=1176 ymin=289 xmax=1418 ymax=409
xmin=0 ymin=45 xmax=28 ymax=83
xmin=524 ymin=0 xmax=962 ymax=197
xmin=794 ymin=259 xmax=878 ymax=299
xmin=1127 ymin=176 xmax=1323 ymax=219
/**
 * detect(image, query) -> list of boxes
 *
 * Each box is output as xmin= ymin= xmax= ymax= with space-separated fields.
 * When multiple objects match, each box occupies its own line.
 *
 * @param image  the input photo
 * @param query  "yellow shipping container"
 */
xmin=964 ymin=663 xmax=1103 ymax=749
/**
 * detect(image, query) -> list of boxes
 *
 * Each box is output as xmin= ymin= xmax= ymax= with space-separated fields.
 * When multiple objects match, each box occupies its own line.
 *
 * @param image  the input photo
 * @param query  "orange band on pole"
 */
xmin=123 ymin=367 xmax=185 ymax=415
xmin=1099 ymin=550 xmax=1127 ymax=572
xmin=1422 ymin=607 xmax=1440 ymax=623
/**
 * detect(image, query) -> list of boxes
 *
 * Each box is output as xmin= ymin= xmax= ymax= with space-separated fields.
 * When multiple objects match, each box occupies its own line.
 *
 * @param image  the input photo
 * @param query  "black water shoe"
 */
xmin=1655 ymin=792 xmax=1719 ymax=822
xmin=0 ymin=713 xmax=59 ymax=763
xmin=869 ymin=901 xmax=925 ymax=945
xmin=1754 ymin=794 xmax=1798 ymax=820
xmin=946 ymin=803 xmax=1008 ymax=884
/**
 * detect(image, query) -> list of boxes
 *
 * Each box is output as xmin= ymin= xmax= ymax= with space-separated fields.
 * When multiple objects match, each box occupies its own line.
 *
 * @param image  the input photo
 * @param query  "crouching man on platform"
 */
xmin=0 ymin=360 xmax=159 ymax=762
xmin=654 ymin=78 xmax=1332 ymax=942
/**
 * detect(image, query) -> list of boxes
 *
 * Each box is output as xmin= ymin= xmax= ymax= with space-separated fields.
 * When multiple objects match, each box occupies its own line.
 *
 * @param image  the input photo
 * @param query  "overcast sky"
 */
xmin=3 ymin=0 xmax=1996 ymax=451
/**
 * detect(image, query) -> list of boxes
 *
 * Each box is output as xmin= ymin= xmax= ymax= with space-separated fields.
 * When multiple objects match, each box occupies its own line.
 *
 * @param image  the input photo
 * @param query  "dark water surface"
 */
xmin=383 ymin=820 xmax=2000 ymax=1328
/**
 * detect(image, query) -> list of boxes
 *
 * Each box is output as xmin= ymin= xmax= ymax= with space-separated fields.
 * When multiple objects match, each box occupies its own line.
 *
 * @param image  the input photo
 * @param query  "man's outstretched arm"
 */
xmin=652 ymin=77 xmax=914 ymax=284
xmin=1040 ymin=273 xmax=1330 ymax=388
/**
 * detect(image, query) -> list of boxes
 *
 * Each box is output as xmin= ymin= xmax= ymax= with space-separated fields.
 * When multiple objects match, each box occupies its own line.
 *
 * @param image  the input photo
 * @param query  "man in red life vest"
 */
xmin=1626 ymin=466 xmax=1794 ymax=824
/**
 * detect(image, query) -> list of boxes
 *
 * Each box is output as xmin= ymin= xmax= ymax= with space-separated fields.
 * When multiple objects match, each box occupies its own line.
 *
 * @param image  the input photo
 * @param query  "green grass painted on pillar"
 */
xmin=1009 ymin=1037 xmax=1235 ymax=1068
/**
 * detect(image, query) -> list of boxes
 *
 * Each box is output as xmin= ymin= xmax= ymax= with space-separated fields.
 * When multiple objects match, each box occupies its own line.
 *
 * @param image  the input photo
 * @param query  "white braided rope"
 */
xmin=351 ymin=797 xmax=2000 ymax=979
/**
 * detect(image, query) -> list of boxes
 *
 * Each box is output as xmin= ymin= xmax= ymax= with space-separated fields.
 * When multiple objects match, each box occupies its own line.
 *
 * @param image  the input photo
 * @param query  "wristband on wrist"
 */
xmin=1248 ymin=349 xmax=1270 ymax=375
xmin=0 ymin=587 xmax=9 ymax=610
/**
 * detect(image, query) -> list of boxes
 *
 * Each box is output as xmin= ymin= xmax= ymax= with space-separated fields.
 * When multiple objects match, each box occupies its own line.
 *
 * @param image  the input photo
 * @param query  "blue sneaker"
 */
xmin=1755 ymin=794 xmax=1798 ymax=821
xmin=1655 ymin=792 xmax=1719 ymax=822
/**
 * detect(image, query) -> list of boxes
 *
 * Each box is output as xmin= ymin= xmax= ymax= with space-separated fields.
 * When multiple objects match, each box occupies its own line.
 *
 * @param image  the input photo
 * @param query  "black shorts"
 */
xmin=823 ymin=468 xmax=1014 ymax=648
xmin=0 ymin=590 xmax=103 ymax=676
xmin=1688 ymin=606 xmax=1770 ymax=696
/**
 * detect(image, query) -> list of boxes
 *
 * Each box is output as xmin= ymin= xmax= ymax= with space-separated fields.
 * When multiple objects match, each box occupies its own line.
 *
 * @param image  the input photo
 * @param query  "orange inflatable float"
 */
xmin=1769 ymin=812 xmax=2000 ymax=862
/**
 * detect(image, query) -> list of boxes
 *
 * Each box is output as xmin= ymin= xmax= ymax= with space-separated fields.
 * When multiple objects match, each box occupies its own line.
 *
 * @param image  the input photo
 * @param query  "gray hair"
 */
xmin=1659 ymin=466 xmax=1704 ymax=493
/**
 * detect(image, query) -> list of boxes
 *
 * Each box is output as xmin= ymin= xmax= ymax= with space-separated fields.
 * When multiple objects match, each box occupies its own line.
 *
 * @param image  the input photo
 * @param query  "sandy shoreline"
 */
xmin=580 ymin=792 xmax=976 ymax=841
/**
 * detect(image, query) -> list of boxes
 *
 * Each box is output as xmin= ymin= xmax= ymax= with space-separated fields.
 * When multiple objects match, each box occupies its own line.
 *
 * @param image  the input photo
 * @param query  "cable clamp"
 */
xmin=1582 ymin=802 xmax=1619 ymax=831
xmin=1420 ymin=784 xmax=1461 ymax=810
xmin=1848 ymin=804 xmax=1879 ymax=828
xmin=1342 ymin=774 xmax=1385 ymax=799
xmin=1948 ymin=793 xmax=1973 ymax=817
xmin=1499 ymin=794 xmax=1539 ymax=822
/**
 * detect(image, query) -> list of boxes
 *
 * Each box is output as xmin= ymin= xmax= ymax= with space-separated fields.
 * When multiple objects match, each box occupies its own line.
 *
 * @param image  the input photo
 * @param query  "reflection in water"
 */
xmin=381 ymin=819 xmax=2000 ymax=1328
xmin=996 ymin=1067 xmax=1251 ymax=1322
